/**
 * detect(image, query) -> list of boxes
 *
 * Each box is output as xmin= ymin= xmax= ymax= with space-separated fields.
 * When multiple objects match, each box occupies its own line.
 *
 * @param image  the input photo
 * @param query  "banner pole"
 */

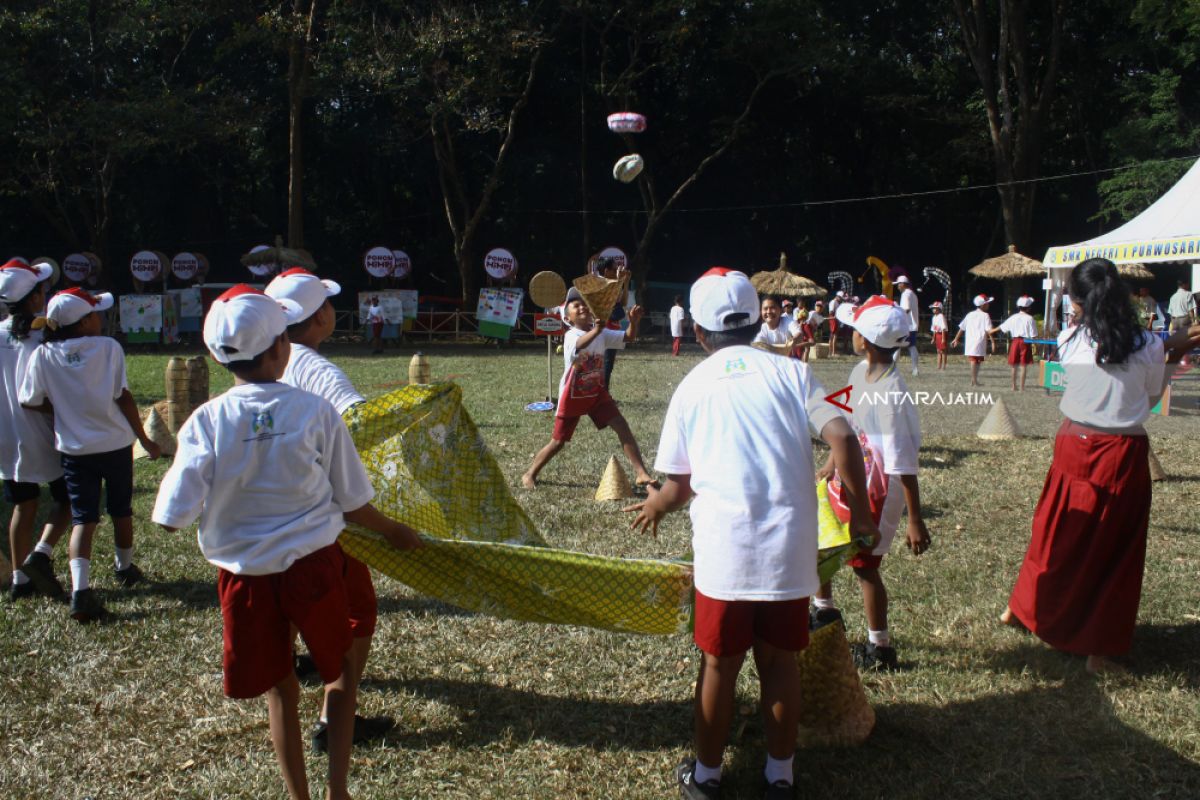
xmin=546 ymin=335 xmax=553 ymax=402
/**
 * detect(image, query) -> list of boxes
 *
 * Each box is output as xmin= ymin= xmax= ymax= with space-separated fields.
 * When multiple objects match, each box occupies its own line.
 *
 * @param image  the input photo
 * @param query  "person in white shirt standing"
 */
xmin=827 ymin=291 xmax=845 ymax=355
xmin=19 ymin=288 xmax=161 ymax=622
xmin=950 ymin=294 xmax=997 ymax=387
xmin=0 ymin=261 xmax=70 ymax=600
xmin=266 ymin=267 xmax=394 ymax=753
xmin=628 ymin=268 xmax=878 ymax=800
xmin=894 ymin=275 xmax=920 ymax=376
xmin=367 ymin=297 xmax=384 ymax=354
xmin=669 ymin=294 xmax=687 ymax=357
xmin=929 ymin=301 xmax=949 ymax=371
xmin=153 ymin=286 xmax=424 ymax=800
xmin=990 ymin=295 xmax=1040 ymax=391
xmin=1167 ymin=280 xmax=1196 ymax=332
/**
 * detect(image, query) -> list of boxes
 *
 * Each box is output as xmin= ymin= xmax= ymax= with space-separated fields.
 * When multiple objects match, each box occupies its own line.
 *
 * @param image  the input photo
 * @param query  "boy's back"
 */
xmin=21 ymin=337 xmax=132 ymax=454
xmin=656 ymin=344 xmax=842 ymax=600
xmin=154 ymin=382 xmax=373 ymax=575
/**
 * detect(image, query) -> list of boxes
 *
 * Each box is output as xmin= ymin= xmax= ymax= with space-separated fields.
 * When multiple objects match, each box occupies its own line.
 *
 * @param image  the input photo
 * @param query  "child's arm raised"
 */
xmin=623 ymin=305 xmax=644 ymax=342
xmin=116 ymin=388 xmax=161 ymax=459
xmin=343 ymin=503 xmax=425 ymax=551
xmin=819 ymin=417 xmax=881 ymax=550
xmin=624 ymin=474 xmax=692 ymax=537
xmin=899 ymin=474 xmax=931 ymax=555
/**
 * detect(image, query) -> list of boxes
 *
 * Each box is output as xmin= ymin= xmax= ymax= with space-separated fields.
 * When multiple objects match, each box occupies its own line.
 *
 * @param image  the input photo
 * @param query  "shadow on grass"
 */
xmin=375 ymin=594 xmax=477 ymax=619
xmin=920 ymin=445 xmax=980 ymax=469
xmin=1132 ymin=622 xmax=1200 ymax=688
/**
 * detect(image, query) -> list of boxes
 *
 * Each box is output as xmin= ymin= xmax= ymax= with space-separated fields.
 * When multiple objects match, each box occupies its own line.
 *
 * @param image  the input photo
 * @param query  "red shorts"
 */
xmin=847 ymin=552 xmax=884 ymax=570
xmin=1007 ymin=338 xmax=1033 ymax=365
xmin=967 ymin=355 xmax=985 ymax=364
xmin=933 ymin=332 xmax=947 ymax=353
xmin=218 ymin=543 xmax=352 ymax=699
xmin=693 ymin=590 xmax=810 ymax=656
xmin=344 ymin=553 xmax=377 ymax=638
xmin=828 ymin=319 xmax=838 ymax=335
xmin=552 ymin=394 xmax=621 ymax=442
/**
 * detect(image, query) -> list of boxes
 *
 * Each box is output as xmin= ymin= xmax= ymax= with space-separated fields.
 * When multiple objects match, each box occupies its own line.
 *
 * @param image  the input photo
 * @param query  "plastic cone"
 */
xmin=573 ymin=272 xmax=630 ymax=325
xmin=594 ymin=456 xmax=634 ymax=501
xmin=795 ymin=619 xmax=876 ymax=747
xmin=1148 ymin=445 xmax=1167 ymax=481
xmin=976 ymin=397 xmax=1022 ymax=440
xmin=134 ymin=402 xmax=176 ymax=459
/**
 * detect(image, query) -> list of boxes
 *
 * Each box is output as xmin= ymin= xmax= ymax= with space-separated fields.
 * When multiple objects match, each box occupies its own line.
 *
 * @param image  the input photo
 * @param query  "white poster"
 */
xmin=477 ymin=287 xmax=524 ymax=326
xmin=119 ymin=294 xmax=163 ymax=332
xmin=130 ymin=251 xmax=162 ymax=282
xmin=171 ymin=287 xmax=203 ymax=318
xmin=483 ymin=248 xmax=517 ymax=280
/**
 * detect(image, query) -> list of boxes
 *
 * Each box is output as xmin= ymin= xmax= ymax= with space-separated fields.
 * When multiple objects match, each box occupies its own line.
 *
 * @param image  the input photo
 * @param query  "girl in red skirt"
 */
xmin=1001 ymin=258 xmax=1200 ymax=673
xmin=930 ymin=301 xmax=948 ymax=370
xmin=990 ymin=295 xmax=1039 ymax=391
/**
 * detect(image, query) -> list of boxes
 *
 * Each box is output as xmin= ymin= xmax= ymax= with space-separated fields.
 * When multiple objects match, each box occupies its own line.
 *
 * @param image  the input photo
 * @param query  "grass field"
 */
xmin=3 ymin=339 xmax=1199 ymax=800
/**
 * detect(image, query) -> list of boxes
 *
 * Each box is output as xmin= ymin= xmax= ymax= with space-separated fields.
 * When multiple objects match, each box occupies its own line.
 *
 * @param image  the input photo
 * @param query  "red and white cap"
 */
xmin=0 ymin=259 xmax=53 ymax=303
xmin=834 ymin=294 xmax=911 ymax=348
xmin=930 ymin=300 xmax=943 ymax=309
xmin=265 ymin=267 xmax=341 ymax=324
xmin=37 ymin=287 xmax=113 ymax=329
xmin=894 ymin=274 xmax=911 ymax=285
xmin=1016 ymin=295 xmax=1035 ymax=308
xmin=203 ymin=285 xmax=300 ymax=364
xmin=689 ymin=267 xmax=760 ymax=331
xmin=973 ymin=294 xmax=995 ymax=307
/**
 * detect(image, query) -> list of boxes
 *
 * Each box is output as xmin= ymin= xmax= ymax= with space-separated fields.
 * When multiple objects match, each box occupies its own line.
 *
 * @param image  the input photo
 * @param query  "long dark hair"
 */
xmin=1068 ymin=258 xmax=1144 ymax=364
xmin=6 ymin=286 xmax=41 ymax=341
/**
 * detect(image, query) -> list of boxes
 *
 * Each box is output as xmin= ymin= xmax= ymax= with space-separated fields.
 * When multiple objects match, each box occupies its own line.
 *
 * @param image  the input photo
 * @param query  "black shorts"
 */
xmin=60 ymin=445 xmax=134 ymax=525
xmin=3 ymin=476 xmax=69 ymax=505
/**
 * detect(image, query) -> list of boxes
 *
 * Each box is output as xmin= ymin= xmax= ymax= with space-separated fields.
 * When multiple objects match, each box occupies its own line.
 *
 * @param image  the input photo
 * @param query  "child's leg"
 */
xmin=8 ymin=498 xmax=39 ymax=580
xmin=522 ymin=438 xmax=565 ymax=488
xmin=104 ymin=449 xmax=137 ymax=573
xmin=323 ymin=649 xmax=358 ymax=800
xmin=853 ymin=565 xmax=889 ymax=644
xmin=1010 ymin=364 xmax=1018 ymax=391
xmin=971 ymin=359 xmax=981 ymax=385
xmin=266 ymin=673 xmax=310 ymax=800
xmin=694 ymin=650 xmax=745 ymax=770
xmin=752 ymin=639 xmax=801 ymax=762
xmin=68 ymin=523 xmax=99 ymax=589
xmin=1019 ymin=363 xmax=1028 ymax=391
xmin=40 ymin=489 xmax=71 ymax=549
xmin=607 ymin=416 xmax=654 ymax=483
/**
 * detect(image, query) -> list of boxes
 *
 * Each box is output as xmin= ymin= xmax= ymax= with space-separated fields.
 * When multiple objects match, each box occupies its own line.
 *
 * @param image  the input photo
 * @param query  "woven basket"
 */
xmin=529 ymin=271 xmax=567 ymax=309
xmin=977 ymin=398 xmax=1022 ymax=440
xmin=795 ymin=619 xmax=876 ymax=747
xmin=134 ymin=401 xmax=177 ymax=459
xmin=573 ymin=272 xmax=629 ymax=324
xmin=595 ymin=456 xmax=634 ymax=501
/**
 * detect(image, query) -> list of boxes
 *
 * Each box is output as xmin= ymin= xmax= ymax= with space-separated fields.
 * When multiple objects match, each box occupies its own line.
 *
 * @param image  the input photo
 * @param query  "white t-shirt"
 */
xmin=828 ymin=298 xmax=841 ymax=318
xmin=1057 ymin=328 xmax=1166 ymax=430
xmin=807 ymin=311 xmax=826 ymax=331
xmin=846 ymin=361 xmax=920 ymax=551
xmin=1168 ymin=288 xmax=1196 ymax=318
xmin=559 ymin=326 xmax=625 ymax=400
xmin=19 ymin=336 xmax=134 ymax=455
xmin=930 ymin=313 xmax=948 ymax=334
xmin=367 ymin=304 xmax=384 ymax=324
xmin=0 ymin=322 xmax=62 ymax=482
xmin=669 ymin=306 xmax=686 ymax=337
xmin=152 ymin=382 xmax=375 ymax=575
xmin=898 ymin=288 xmax=919 ymax=332
xmin=753 ymin=322 xmax=791 ymax=346
xmin=282 ymin=343 xmax=365 ymax=414
xmin=999 ymin=312 xmax=1038 ymax=340
xmin=957 ymin=309 xmax=992 ymax=357
xmin=653 ymin=345 xmax=843 ymax=601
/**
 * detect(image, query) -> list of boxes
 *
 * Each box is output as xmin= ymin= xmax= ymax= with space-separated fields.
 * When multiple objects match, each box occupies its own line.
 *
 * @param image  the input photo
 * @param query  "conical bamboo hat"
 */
xmin=134 ymin=402 xmax=177 ymax=459
xmin=595 ymin=455 xmax=634 ymax=501
xmin=573 ymin=272 xmax=630 ymax=324
xmin=977 ymin=398 xmax=1022 ymax=440
xmin=1148 ymin=445 xmax=1167 ymax=481
xmin=795 ymin=619 xmax=876 ymax=747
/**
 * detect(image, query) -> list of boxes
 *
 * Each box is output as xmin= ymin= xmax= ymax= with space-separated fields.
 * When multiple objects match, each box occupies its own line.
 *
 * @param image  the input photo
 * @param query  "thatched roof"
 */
xmin=750 ymin=253 xmax=827 ymax=298
xmin=1117 ymin=262 xmax=1154 ymax=280
xmin=240 ymin=235 xmax=318 ymax=271
xmin=968 ymin=245 xmax=1044 ymax=279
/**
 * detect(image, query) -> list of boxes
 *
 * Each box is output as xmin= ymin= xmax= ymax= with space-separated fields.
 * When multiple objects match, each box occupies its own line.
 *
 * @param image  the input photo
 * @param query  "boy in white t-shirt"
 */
xmin=628 ymin=268 xmax=879 ymax=799
xmin=669 ymin=295 xmax=687 ymax=357
xmin=814 ymin=297 xmax=930 ymax=671
xmin=894 ymin=275 xmax=920 ymax=375
xmin=990 ymin=295 xmax=1039 ymax=391
xmin=929 ymin=301 xmax=948 ymax=371
xmin=19 ymin=288 xmax=162 ymax=622
xmin=266 ymin=268 xmax=393 ymax=753
xmin=153 ymin=286 xmax=423 ymax=800
xmin=521 ymin=288 xmax=653 ymax=488
xmin=951 ymin=294 xmax=996 ymax=386
xmin=367 ymin=297 xmax=384 ymax=354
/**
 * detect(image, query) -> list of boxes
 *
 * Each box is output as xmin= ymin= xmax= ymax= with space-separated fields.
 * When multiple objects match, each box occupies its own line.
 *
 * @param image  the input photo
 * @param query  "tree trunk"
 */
xmin=286 ymin=0 xmax=321 ymax=249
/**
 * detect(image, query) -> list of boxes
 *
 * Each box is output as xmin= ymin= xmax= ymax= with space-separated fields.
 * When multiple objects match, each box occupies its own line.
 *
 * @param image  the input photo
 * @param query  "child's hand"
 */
xmin=624 ymin=490 xmax=665 ymax=537
xmin=627 ymin=305 xmax=645 ymax=323
xmin=815 ymin=463 xmax=834 ymax=483
xmin=849 ymin=516 xmax=881 ymax=552
xmin=906 ymin=518 xmax=931 ymax=555
xmin=142 ymin=439 xmax=163 ymax=460
xmin=384 ymin=522 xmax=425 ymax=551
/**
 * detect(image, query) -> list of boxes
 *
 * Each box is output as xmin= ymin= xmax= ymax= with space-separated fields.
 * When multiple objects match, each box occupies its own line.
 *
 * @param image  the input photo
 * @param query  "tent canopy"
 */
xmin=1043 ymin=158 xmax=1200 ymax=267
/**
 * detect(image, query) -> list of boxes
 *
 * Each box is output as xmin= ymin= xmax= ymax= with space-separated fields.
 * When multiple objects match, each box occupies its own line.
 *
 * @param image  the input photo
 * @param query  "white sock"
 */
xmin=115 ymin=547 xmax=133 ymax=571
xmin=868 ymin=628 xmax=891 ymax=648
xmin=694 ymin=759 xmax=722 ymax=784
xmin=70 ymin=558 xmax=90 ymax=592
xmin=813 ymin=597 xmax=836 ymax=610
xmin=34 ymin=541 xmax=53 ymax=557
xmin=13 ymin=569 xmax=29 ymax=585
xmin=765 ymin=754 xmax=794 ymax=785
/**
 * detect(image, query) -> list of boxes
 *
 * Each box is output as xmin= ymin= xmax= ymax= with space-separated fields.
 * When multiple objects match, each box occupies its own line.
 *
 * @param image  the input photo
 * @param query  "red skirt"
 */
xmin=933 ymin=331 xmax=947 ymax=352
xmin=1007 ymin=338 xmax=1033 ymax=365
xmin=1008 ymin=420 xmax=1151 ymax=656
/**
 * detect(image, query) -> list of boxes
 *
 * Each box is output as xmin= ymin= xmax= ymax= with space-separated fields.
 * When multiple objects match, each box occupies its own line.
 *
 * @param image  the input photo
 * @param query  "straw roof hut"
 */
xmin=750 ymin=253 xmax=827 ymax=298
xmin=968 ymin=245 xmax=1044 ymax=279
xmin=1117 ymin=262 xmax=1154 ymax=280
xmin=240 ymin=235 xmax=318 ymax=272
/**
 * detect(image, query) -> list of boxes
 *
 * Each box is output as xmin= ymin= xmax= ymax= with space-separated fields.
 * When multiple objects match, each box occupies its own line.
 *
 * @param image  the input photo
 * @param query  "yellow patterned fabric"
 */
xmin=340 ymin=385 xmax=861 ymax=636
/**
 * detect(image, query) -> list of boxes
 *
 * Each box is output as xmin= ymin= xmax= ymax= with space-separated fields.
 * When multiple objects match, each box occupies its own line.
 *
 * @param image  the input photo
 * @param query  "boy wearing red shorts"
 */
xmin=990 ymin=295 xmax=1039 ymax=391
xmin=629 ymin=268 xmax=878 ymax=799
xmin=153 ymin=287 xmax=422 ymax=800
xmin=522 ymin=287 xmax=654 ymax=488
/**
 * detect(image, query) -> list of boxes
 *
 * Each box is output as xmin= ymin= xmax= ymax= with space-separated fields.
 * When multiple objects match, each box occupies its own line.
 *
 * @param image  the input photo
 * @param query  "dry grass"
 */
xmin=2 ymin=340 xmax=1199 ymax=799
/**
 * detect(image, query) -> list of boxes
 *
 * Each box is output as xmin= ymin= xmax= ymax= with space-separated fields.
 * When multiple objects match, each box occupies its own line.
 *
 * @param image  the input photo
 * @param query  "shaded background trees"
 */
xmin=1 ymin=0 xmax=1196 ymax=304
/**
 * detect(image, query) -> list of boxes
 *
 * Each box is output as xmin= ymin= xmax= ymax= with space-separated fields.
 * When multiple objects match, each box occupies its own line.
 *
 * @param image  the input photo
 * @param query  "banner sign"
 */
xmin=1041 ymin=360 xmax=1169 ymax=414
xmin=364 ymin=246 xmax=395 ymax=278
xmin=1044 ymin=236 xmax=1200 ymax=267
xmin=247 ymin=245 xmax=275 ymax=277
xmin=130 ymin=250 xmax=163 ymax=282
xmin=63 ymin=253 xmax=92 ymax=283
xmin=533 ymin=313 xmax=564 ymax=337
xmin=391 ymin=250 xmax=412 ymax=279
xmin=357 ymin=290 xmax=416 ymax=325
xmin=171 ymin=252 xmax=199 ymax=281
xmin=484 ymin=248 xmax=517 ymax=280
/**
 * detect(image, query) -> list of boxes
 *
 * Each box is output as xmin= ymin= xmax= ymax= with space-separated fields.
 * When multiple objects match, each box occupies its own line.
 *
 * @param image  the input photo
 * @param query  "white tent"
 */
xmin=1041 ymin=157 xmax=1200 ymax=332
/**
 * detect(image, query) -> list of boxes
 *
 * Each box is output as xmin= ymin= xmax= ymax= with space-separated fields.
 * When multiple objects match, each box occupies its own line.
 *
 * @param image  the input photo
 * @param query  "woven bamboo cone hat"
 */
xmin=595 ymin=455 xmax=634 ymax=501
xmin=134 ymin=401 xmax=177 ymax=459
xmin=977 ymin=398 xmax=1022 ymax=440
xmin=795 ymin=620 xmax=876 ymax=747
xmin=1148 ymin=444 xmax=1167 ymax=481
xmin=573 ymin=272 xmax=630 ymax=324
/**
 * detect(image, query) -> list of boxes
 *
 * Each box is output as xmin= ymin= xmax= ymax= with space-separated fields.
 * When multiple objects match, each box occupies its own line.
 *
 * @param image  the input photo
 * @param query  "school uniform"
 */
xmin=153 ymin=382 xmax=374 ymax=697
xmin=669 ymin=305 xmax=686 ymax=356
xmin=752 ymin=322 xmax=791 ymax=347
xmin=654 ymin=345 xmax=842 ymax=656
xmin=18 ymin=337 xmax=135 ymax=524
xmin=958 ymin=309 xmax=992 ymax=362
xmin=999 ymin=312 xmax=1038 ymax=365
xmin=0 ymin=321 xmax=66 ymax=503
xmin=1008 ymin=329 xmax=1165 ymax=656
xmin=554 ymin=326 xmax=625 ymax=442
xmin=930 ymin=313 xmax=948 ymax=352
